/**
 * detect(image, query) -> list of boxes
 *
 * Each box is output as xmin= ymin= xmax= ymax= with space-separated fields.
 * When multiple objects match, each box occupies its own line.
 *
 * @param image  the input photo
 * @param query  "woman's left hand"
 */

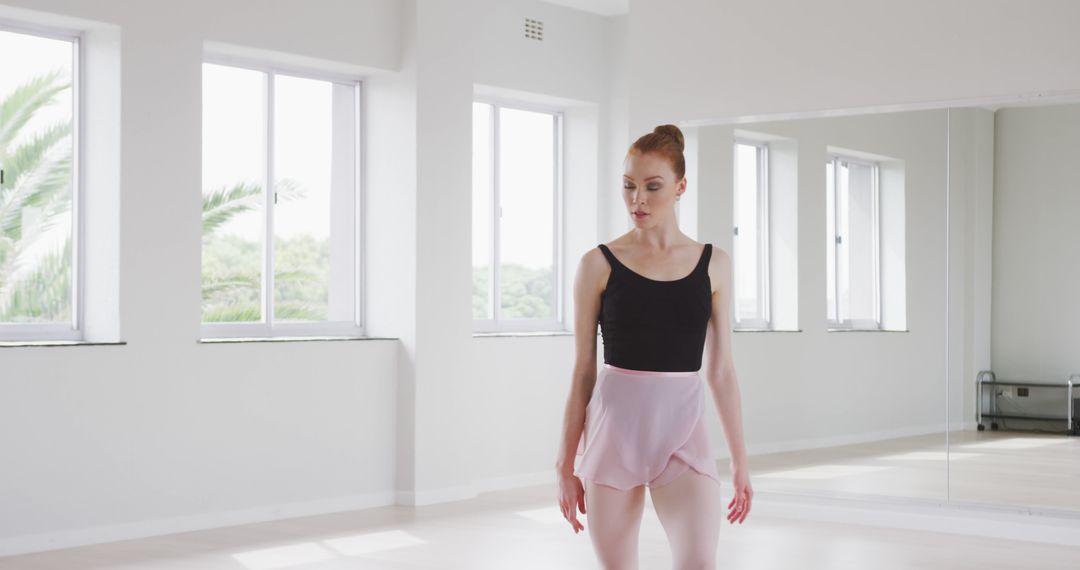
xmin=727 ymin=466 xmax=753 ymax=524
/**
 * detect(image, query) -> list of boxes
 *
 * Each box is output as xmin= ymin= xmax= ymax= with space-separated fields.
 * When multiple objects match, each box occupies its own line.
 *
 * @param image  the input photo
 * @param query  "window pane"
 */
xmin=826 ymin=160 xmax=836 ymax=321
xmin=497 ymin=107 xmax=555 ymax=320
xmin=272 ymin=74 xmax=335 ymax=322
xmin=201 ymin=63 xmax=266 ymax=323
xmin=0 ymin=30 xmax=75 ymax=325
xmin=837 ymin=161 xmax=851 ymax=321
xmin=845 ymin=161 xmax=876 ymax=323
xmin=472 ymin=102 xmax=494 ymax=320
xmin=734 ymin=143 xmax=761 ymax=322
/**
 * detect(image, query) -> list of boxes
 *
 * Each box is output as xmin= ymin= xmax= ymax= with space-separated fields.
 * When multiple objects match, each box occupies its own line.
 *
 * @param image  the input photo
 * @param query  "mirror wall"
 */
xmin=685 ymin=99 xmax=1080 ymax=516
xmin=946 ymin=100 xmax=1080 ymax=514
xmin=687 ymin=108 xmax=950 ymax=504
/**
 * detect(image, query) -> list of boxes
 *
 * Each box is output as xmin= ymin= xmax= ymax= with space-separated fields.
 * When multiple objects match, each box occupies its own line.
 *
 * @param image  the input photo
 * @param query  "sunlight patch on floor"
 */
xmin=232 ymin=542 xmax=335 ymax=570
xmin=323 ymin=530 xmax=427 ymax=556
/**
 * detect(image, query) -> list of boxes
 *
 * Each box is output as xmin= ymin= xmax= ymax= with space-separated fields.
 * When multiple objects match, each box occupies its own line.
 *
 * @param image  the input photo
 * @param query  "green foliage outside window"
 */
xmin=0 ymin=70 xmax=73 ymax=323
xmin=472 ymin=263 xmax=554 ymax=320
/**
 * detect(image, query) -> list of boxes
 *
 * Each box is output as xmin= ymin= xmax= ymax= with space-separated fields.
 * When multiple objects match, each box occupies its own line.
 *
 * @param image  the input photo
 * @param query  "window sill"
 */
xmin=199 ymin=335 xmax=397 ymax=344
xmin=473 ymin=330 xmax=575 ymax=338
xmin=0 ymin=340 xmax=127 ymax=348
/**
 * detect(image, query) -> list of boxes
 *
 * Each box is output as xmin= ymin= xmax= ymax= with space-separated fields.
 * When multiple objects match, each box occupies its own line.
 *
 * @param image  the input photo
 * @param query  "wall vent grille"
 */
xmin=525 ymin=18 xmax=543 ymax=41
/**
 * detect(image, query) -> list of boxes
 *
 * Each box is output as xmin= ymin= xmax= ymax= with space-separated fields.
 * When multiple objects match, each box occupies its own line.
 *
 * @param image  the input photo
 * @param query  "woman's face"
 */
xmin=623 ymin=150 xmax=685 ymax=226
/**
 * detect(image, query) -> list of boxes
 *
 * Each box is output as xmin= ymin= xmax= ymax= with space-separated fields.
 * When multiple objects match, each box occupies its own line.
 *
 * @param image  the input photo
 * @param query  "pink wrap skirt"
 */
xmin=574 ymin=363 xmax=723 ymax=490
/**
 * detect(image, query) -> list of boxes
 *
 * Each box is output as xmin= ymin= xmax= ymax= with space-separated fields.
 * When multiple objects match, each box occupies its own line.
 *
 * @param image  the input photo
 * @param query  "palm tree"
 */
xmin=1 ymin=69 xmax=329 ymax=325
xmin=200 ymin=178 xmax=328 ymax=322
xmin=0 ymin=69 xmax=73 ymax=322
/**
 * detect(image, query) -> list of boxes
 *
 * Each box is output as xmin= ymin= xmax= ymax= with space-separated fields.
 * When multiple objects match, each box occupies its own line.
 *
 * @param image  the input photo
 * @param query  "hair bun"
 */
xmin=627 ymin=124 xmax=688 ymax=180
xmin=652 ymin=124 xmax=685 ymax=151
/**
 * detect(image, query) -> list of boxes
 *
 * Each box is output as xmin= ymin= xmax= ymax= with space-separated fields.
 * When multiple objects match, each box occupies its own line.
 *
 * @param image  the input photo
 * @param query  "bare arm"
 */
xmin=703 ymin=247 xmax=749 ymax=470
xmin=554 ymin=248 xmax=607 ymax=474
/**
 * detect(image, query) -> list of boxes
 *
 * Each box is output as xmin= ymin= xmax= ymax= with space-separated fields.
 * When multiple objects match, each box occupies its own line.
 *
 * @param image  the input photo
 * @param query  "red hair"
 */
xmin=627 ymin=124 xmax=686 ymax=180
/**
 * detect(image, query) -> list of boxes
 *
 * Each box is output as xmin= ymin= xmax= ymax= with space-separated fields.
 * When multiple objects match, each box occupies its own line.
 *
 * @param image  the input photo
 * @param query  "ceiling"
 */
xmin=540 ymin=0 xmax=629 ymax=17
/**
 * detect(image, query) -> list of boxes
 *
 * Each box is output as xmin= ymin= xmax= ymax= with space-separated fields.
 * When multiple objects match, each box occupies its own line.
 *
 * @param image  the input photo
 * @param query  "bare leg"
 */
xmin=584 ymin=479 xmax=646 ymax=570
xmin=648 ymin=466 xmax=722 ymax=570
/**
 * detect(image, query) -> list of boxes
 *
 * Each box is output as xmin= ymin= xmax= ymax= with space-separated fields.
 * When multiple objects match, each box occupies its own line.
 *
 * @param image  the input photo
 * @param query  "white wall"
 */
xmin=5 ymin=0 xmax=1080 ymax=557
xmin=0 ymin=0 xmax=403 ymax=556
xmin=612 ymin=0 xmax=1080 ymax=461
xmin=0 ymin=0 xmax=617 ymax=556
xmin=602 ymin=14 xmax=630 ymax=239
xmin=469 ymin=0 xmax=614 ymax=489
xmin=947 ymin=102 xmax=1080 ymax=431
xmin=990 ymin=104 xmax=1080 ymax=381
xmin=947 ymin=106 xmax=995 ymax=430
xmin=622 ymin=0 xmax=1080 ymax=130
xmin=695 ymin=110 xmax=948 ymax=455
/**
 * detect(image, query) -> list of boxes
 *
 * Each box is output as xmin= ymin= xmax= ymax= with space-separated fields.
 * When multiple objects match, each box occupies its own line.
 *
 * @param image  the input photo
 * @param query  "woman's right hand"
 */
xmin=556 ymin=469 xmax=586 ymax=533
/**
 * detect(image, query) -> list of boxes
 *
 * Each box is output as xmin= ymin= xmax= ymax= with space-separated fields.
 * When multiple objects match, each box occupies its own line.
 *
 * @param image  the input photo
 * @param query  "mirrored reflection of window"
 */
xmin=201 ymin=61 xmax=361 ymax=338
xmin=826 ymin=154 xmax=881 ymax=329
xmin=472 ymin=100 xmax=562 ymax=332
xmin=0 ymin=26 xmax=78 ymax=341
xmin=733 ymin=141 xmax=770 ymax=328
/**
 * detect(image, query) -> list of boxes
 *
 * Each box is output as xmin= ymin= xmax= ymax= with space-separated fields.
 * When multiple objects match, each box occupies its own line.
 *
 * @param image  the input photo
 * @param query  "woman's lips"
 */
xmin=633 ymin=211 xmax=648 ymax=219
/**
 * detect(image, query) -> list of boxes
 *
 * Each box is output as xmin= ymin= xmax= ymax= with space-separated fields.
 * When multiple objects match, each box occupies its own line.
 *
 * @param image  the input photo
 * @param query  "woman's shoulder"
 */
xmin=576 ymin=246 xmax=613 ymax=286
xmin=706 ymin=244 xmax=731 ymax=294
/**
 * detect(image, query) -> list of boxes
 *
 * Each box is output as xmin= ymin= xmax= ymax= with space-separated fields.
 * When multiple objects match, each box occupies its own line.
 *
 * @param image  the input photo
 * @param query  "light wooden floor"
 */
xmin=4 ymin=429 xmax=1078 ymax=569
xmin=721 ymin=429 xmax=1080 ymax=511
xmin=3 ymin=478 xmax=1080 ymax=569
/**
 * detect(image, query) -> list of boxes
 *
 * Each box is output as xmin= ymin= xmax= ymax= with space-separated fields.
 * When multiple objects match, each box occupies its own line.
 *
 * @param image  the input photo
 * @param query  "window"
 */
xmin=733 ymin=140 xmax=770 ymax=328
xmin=472 ymin=100 xmax=562 ymax=332
xmin=201 ymin=60 xmax=362 ymax=338
xmin=826 ymin=154 xmax=881 ymax=329
xmin=0 ymin=25 xmax=79 ymax=341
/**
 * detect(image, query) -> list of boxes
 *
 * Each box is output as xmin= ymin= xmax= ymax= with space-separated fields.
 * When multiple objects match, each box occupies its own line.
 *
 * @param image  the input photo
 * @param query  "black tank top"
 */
xmin=596 ymin=242 xmax=713 ymax=372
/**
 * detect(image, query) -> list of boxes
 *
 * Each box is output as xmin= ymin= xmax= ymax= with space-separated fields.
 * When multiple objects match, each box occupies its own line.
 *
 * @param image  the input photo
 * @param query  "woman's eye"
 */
xmin=647 ymin=185 xmax=661 ymax=191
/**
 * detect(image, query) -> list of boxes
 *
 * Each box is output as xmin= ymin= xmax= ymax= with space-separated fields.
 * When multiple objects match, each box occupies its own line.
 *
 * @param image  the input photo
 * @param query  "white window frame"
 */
xmin=826 ymin=153 xmax=882 ymax=330
xmin=199 ymin=55 xmax=364 ymax=339
xmin=732 ymin=139 xmax=771 ymax=330
xmin=0 ymin=20 xmax=84 ymax=342
xmin=471 ymin=97 xmax=564 ymax=333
